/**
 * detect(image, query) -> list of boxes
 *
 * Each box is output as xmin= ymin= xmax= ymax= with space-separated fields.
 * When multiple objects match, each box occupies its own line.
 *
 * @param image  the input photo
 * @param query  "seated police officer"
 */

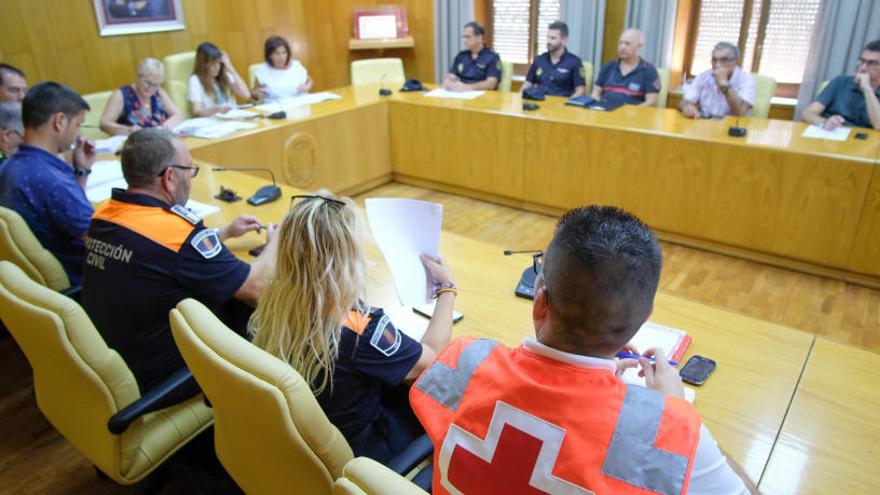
xmin=82 ymin=128 xmax=279 ymax=400
xmin=410 ymin=206 xmax=757 ymax=494
xmin=592 ymin=29 xmax=661 ymax=107
xmin=802 ymin=39 xmax=880 ymax=130
xmin=442 ymin=21 xmax=501 ymax=91
xmin=521 ymin=21 xmax=586 ymax=98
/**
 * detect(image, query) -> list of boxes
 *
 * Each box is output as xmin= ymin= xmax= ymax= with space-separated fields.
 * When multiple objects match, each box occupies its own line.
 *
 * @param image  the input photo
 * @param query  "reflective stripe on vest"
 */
xmin=602 ymin=385 xmax=689 ymax=495
xmin=415 ymin=338 xmax=498 ymax=411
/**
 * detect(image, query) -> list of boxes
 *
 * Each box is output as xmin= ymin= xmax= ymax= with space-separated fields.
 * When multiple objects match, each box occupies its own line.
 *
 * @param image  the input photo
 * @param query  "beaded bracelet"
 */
xmin=434 ymin=287 xmax=458 ymax=298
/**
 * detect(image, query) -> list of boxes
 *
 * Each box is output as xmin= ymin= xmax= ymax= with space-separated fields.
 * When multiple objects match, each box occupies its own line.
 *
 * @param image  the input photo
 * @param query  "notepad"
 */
xmin=627 ymin=321 xmax=691 ymax=363
xmin=802 ymin=125 xmax=851 ymax=141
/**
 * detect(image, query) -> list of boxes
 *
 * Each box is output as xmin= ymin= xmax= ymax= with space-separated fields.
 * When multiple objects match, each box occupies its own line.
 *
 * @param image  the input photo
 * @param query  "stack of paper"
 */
xmin=173 ymin=118 xmax=258 ymax=139
xmin=85 ymin=160 xmax=127 ymax=202
xmin=802 ymin=125 xmax=851 ymax=141
xmin=94 ymin=135 xmax=127 ymax=155
xmin=424 ymin=88 xmax=485 ymax=100
xmin=216 ymin=108 xmax=260 ymax=120
xmin=254 ymin=92 xmax=342 ymax=113
xmin=365 ymin=198 xmax=443 ymax=306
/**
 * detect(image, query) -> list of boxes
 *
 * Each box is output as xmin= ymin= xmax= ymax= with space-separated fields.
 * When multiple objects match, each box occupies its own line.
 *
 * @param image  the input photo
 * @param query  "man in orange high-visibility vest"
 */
xmin=411 ymin=206 xmax=758 ymax=495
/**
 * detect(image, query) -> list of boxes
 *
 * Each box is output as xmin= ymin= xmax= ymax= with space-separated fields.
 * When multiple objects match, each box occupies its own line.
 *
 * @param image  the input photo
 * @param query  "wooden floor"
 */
xmin=2 ymin=181 xmax=878 ymax=494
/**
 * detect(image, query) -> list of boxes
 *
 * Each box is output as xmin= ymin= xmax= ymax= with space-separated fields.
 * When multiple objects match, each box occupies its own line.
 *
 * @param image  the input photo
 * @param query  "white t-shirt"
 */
xmin=523 ymin=338 xmax=750 ymax=495
xmin=254 ymin=61 xmax=309 ymax=101
xmin=187 ymin=73 xmax=234 ymax=110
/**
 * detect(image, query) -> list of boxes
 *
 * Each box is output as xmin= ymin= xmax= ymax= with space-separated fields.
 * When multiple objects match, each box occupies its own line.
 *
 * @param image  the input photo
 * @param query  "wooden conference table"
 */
xmin=183 ymin=85 xmax=880 ymax=289
xmin=181 ymin=168 xmax=876 ymax=494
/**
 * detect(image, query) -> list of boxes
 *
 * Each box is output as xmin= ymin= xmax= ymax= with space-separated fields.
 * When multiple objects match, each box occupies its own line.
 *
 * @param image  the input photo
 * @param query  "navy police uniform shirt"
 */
xmin=817 ymin=75 xmax=880 ymax=129
xmin=316 ymin=307 xmax=422 ymax=439
xmin=0 ymin=144 xmax=94 ymax=284
xmin=525 ymin=49 xmax=586 ymax=97
xmin=595 ymin=58 xmax=661 ymax=105
xmin=450 ymin=47 xmax=502 ymax=86
xmin=81 ymin=189 xmax=250 ymax=391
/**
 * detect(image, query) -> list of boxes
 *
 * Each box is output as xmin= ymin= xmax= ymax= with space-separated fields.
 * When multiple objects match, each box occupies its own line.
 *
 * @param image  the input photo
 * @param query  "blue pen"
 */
xmin=616 ymin=352 xmax=678 ymax=367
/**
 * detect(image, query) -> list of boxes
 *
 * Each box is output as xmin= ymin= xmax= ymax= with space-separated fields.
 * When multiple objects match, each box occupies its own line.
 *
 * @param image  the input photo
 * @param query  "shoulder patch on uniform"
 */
xmin=457 ymin=62 xmax=464 ymax=73
xmin=190 ymin=228 xmax=222 ymax=259
xmin=170 ymin=204 xmax=201 ymax=225
xmin=536 ymin=67 xmax=543 ymax=77
xmin=369 ymin=314 xmax=401 ymax=356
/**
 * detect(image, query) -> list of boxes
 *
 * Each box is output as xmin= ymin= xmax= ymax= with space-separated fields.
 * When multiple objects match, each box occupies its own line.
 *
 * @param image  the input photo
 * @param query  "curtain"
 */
xmin=560 ymin=0 xmax=607 ymax=73
xmin=624 ymin=0 xmax=678 ymax=68
xmin=434 ymin=0 xmax=475 ymax=84
xmin=795 ymin=0 xmax=880 ymax=119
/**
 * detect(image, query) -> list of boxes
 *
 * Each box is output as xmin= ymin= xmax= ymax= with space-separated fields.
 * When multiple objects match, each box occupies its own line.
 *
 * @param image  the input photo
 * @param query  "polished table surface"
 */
xmin=187 ymin=167 xmax=816 ymax=483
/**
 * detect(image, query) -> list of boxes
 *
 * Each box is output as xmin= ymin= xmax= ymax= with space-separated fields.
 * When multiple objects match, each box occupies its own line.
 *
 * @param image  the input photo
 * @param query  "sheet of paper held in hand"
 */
xmin=365 ymin=198 xmax=443 ymax=306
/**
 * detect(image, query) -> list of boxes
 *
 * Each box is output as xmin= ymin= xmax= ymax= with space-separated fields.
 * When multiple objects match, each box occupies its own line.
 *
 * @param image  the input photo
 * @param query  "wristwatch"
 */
xmin=72 ymin=167 xmax=92 ymax=177
xmin=719 ymin=84 xmax=730 ymax=94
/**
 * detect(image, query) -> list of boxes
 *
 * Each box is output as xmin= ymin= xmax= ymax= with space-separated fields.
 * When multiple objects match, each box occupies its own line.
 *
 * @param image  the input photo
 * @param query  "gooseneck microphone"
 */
xmin=728 ymin=115 xmax=747 ymax=137
xmin=503 ymin=249 xmax=543 ymax=256
xmin=503 ymin=249 xmax=544 ymax=300
xmin=212 ymin=167 xmax=281 ymax=206
xmin=379 ymin=73 xmax=392 ymax=96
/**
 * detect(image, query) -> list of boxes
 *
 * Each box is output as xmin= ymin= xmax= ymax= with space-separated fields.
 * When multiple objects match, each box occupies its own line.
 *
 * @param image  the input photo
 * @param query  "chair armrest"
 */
xmin=60 ymin=284 xmax=81 ymax=299
xmin=107 ymin=367 xmax=197 ymax=434
xmin=385 ymin=434 xmax=433 ymax=476
xmin=342 ymin=457 xmax=429 ymax=495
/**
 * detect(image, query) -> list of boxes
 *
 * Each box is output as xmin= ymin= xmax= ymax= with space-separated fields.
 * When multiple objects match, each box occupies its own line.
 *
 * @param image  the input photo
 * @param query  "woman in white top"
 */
xmin=251 ymin=36 xmax=313 ymax=102
xmin=187 ymin=42 xmax=250 ymax=117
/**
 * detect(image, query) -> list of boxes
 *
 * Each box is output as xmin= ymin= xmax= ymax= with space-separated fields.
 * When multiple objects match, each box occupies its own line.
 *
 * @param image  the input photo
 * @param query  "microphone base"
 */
xmin=728 ymin=127 xmax=747 ymax=137
xmin=379 ymin=88 xmax=392 ymax=96
xmin=247 ymin=185 xmax=282 ymax=206
xmin=215 ymin=186 xmax=241 ymax=203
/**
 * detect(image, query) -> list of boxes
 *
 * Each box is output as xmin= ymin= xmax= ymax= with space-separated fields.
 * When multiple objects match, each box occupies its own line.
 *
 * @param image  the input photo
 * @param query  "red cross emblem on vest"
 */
xmin=438 ymin=401 xmax=595 ymax=495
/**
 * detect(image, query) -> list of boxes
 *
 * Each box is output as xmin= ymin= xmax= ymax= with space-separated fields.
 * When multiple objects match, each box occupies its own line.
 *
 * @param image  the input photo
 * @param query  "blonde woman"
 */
xmin=187 ymin=42 xmax=250 ymax=117
xmin=250 ymin=192 xmax=456 ymax=462
xmin=99 ymin=58 xmax=182 ymax=136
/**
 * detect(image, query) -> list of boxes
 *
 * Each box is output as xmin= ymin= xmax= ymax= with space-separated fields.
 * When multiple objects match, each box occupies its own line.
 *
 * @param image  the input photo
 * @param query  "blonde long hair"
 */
xmin=249 ymin=190 xmax=367 ymax=395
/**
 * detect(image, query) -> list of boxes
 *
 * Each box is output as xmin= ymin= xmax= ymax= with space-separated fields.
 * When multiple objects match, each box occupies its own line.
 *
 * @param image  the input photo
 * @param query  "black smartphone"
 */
xmin=679 ymin=355 xmax=716 ymax=386
xmin=855 ymin=132 xmax=868 ymax=140
xmin=248 ymin=244 xmax=266 ymax=257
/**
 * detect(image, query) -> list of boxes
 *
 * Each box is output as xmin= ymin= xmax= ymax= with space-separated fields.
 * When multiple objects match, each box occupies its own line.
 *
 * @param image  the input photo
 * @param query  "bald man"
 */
xmin=592 ymin=29 xmax=660 ymax=107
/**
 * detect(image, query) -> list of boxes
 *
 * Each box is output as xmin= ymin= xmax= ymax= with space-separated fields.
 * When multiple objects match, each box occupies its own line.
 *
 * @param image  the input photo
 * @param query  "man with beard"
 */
xmin=82 ymin=128 xmax=279 ymax=403
xmin=522 ymin=21 xmax=586 ymax=97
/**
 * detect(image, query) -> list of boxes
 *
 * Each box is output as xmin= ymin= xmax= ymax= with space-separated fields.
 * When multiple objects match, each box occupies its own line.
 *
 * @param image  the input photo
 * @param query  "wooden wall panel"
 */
xmin=0 ymin=0 xmax=435 ymax=95
xmin=601 ymin=0 xmax=628 ymax=64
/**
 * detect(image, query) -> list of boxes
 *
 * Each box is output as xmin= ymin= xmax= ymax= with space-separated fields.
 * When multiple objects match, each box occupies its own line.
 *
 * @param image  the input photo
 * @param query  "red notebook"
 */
xmin=626 ymin=322 xmax=691 ymax=363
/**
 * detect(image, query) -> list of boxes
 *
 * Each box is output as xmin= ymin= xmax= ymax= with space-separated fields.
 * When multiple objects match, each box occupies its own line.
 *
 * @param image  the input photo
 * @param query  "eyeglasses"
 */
xmin=290 ymin=194 xmax=346 ymax=207
xmin=711 ymin=56 xmax=735 ymax=64
xmin=857 ymin=57 xmax=880 ymax=68
xmin=157 ymin=164 xmax=200 ymax=177
xmin=532 ymin=251 xmax=552 ymax=305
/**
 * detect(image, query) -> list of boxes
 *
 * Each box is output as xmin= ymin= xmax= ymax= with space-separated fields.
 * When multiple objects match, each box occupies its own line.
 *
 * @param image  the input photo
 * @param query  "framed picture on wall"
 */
xmin=93 ymin=0 xmax=185 ymax=37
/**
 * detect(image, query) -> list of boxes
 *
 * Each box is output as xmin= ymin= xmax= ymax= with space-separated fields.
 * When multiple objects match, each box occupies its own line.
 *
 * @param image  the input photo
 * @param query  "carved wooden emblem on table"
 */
xmin=283 ymin=132 xmax=317 ymax=188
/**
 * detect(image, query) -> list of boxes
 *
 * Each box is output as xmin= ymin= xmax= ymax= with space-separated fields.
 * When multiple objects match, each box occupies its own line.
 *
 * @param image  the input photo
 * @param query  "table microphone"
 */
xmin=503 ymin=249 xmax=543 ymax=299
xmin=379 ymin=74 xmax=392 ymax=96
xmin=728 ymin=115 xmax=747 ymax=137
xmin=212 ymin=167 xmax=282 ymax=206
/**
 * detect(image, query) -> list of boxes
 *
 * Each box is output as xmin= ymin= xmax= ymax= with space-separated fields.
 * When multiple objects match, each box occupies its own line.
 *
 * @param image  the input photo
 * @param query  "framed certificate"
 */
xmin=352 ymin=5 xmax=409 ymax=40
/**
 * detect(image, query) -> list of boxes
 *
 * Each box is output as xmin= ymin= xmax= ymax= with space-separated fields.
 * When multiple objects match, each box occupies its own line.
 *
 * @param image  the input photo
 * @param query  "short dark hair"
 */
xmin=0 ymin=63 xmax=25 ymax=87
xmin=464 ymin=21 xmax=485 ymax=37
xmin=543 ymin=205 xmax=662 ymax=355
xmin=121 ymin=128 xmax=179 ymax=188
xmin=264 ymin=36 xmax=292 ymax=66
xmin=548 ymin=21 xmax=569 ymax=38
xmin=21 ymin=82 xmax=89 ymax=129
xmin=865 ymin=39 xmax=880 ymax=53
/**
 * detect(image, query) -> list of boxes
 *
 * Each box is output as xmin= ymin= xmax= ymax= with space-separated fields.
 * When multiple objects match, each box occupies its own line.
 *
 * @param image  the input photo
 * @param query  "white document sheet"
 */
xmin=802 ymin=125 xmax=851 ymax=141
xmin=173 ymin=118 xmax=258 ymax=139
xmin=85 ymin=160 xmax=126 ymax=202
xmin=384 ymin=305 xmax=430 ymax=342
xmin=184 ymin=199 xmax=220 ymax=219
xmin=254 ymin=92 xmax=342 ymax=112
xmin=94 ymin=135 xmax=127 ymax=154
xmin=424 ymin=88 xmax=485 ymax=100
xmin=216 ymin=108 xmax=260 ymax=119
xmin=365 ymin=198 xmax=443 ymax=306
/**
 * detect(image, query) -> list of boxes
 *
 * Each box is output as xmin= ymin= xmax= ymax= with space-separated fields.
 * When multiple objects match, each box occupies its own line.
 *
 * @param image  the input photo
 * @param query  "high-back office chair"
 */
xmin=0 ymin=206 xmax=72 ymax=293
xmin=248 ymin=63 xmax=260 ymax=89
xmin=656 ymin=68 xmax=670 ymax=108
xmin=817 ymin=80 xmax=829 ymax=96
xmin=332 ymin=458 xmax=428 ymax=495
xmin=0 ymin=261 xmax=213 ymax=485
xmin=162 ymin=51 xmax=196 ymax=119
xmin=498 ymin=60 xmax=513 ymax=91
xmin=752 ymin=73 xmax=777 ymax=119
xmin=81 ymin=90 xmax=113 ymax=140
xmin=170 ymin=298 xmax=431 ymax=494
xmin=350 ymin=58 xmax=405 ymax=86
xmin=582 ymin=61 xmax=593 ymax=96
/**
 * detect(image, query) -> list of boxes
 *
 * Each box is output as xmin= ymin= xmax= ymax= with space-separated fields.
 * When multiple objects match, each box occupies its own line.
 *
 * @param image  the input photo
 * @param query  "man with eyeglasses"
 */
xmin=410 ymin=206 xmax=757 ymax=494
xmin=0 ymin=102 xmax=23 ymax=164
xmin=802 ymin=39 xmax=880 ymax=131
xmin=680 ymin=41 xmax=756 ymax=119
xmin=0 ymin=82 xmax=95 ymax=285
xmin=82 ymin=128 xmax=279 ymax=401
